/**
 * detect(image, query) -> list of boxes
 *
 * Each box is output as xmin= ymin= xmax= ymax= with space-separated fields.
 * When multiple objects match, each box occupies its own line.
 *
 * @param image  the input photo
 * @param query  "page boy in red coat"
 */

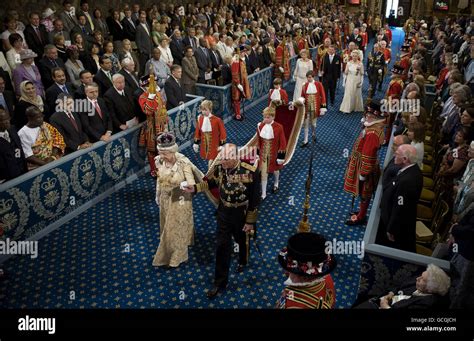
xmin=193 ymin=100 xmax=227 ymax=168
xmin=256 ymin=104 xmax=287 ymax=200
xmin=298 ymin=70 xmax=327 ymax=147
xmin=268 ymin=78 xmax=289 ymax=108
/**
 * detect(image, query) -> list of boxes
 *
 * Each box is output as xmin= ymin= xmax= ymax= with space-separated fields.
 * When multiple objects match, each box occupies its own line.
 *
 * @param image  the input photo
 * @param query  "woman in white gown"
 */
xmin=292 ymin=49 xmax=313 ymax=102
xmin=340 ymin=50 xmax=364 ymax=113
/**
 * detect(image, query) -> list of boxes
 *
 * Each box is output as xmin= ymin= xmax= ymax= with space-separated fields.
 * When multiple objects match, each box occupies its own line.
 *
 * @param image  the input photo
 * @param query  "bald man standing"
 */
xmin=377 ymin=144 xmax=423 ymax=252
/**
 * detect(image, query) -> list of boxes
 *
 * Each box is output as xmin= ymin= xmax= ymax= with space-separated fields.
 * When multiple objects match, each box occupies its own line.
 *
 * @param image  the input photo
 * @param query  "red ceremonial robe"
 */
xmin=257 ymin=121 xmax=287 ymax=173
xmin=194 ymin=114 xmax=226 ymax=160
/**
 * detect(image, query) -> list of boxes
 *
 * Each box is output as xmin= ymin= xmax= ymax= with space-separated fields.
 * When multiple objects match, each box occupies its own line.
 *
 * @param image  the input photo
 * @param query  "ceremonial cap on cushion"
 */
xmin=156 ymin=132 xmax=178 ymax=152
xmin=278 ymin=233 xmax=336 ymax=278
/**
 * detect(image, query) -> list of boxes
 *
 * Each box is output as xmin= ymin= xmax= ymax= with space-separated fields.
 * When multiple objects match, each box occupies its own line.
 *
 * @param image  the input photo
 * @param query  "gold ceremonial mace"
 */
xmin=298 ymin=137 xmax=315 ymax=233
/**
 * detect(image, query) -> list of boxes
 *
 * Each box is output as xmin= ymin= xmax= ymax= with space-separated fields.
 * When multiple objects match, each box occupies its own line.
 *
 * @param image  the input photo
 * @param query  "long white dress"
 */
xmin=339 ymin=61 xmax=364 ymax=113
xmin=292 ymin=58 xmax=314 ymax=102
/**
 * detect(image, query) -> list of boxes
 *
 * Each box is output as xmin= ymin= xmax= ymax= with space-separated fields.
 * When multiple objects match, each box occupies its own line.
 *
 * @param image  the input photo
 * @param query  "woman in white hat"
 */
xmin=153 ymin=132 xmax=198 ymax=268
xmin=41 ymin=8 xmax=56 ymax=33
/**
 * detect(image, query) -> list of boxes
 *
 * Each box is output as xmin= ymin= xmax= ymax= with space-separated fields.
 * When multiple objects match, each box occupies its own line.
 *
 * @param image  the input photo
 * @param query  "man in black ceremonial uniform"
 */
xmin=185 ymin=143 xmax=261 ymax=299
xmin=367 ymin=43 xmax=385 ymax=98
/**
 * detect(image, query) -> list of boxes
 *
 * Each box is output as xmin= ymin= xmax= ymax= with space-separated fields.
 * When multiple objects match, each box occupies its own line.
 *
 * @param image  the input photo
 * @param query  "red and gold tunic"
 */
xmin=343 ymin=123 xmax=385 ymax=200
xmin=382 ymin=47 xmax=392 ymax=65
xmin=257 ymin=121 xmax=287 ymax=174
xmin=276 ymin=276 xmax=336 ymax=309
xmin=316 ymin=45 xmax=328 ymax=74
xmin=268 ymin=88 xmax=289 ymax=107
xmin=231 ymin=58 xmax=251 ymax=101
xmin=384 ymin=28 xmax=392 ymax=46
xmin=385 ymin=77 xmax=404 ymax=100
xmin=301 ymin=81 xmax=326 ymax=119
xmin=436 ymin=67 xmax=449 ymax=92
xmin=361 ymin=31 xmax=368 ymax=50
xmin=138 ymin=91 xmax=168 ymax=152
xmin=275 ymin=43 xmax=290 ymax=80
xmin=296 ymin=36 xmax=306 ymax=52
xmin=194 ymin=114 xmax=226 ymax=160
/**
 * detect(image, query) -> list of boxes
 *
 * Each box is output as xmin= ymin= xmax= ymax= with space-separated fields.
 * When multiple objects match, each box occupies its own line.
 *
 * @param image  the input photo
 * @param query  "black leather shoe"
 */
xmin=300 ymin=142 xmax=309 ymax=148
xmin=207 ymin=286 xmax=224 ymax=299
xmin=272 ymin=186 xmax=279 ymax=194
xmin=235 ymin=264 xmax=245 ymax=273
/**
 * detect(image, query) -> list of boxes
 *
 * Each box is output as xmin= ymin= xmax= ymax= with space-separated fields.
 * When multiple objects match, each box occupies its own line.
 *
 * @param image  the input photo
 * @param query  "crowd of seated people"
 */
xmin=374 ymin=15 xmax=474 ymax=309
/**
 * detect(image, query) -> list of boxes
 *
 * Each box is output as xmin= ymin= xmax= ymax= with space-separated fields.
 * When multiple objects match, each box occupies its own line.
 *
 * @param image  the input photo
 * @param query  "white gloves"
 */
xmin=276 ymin=159 xmax=284 ymax=165
xmin=297 ymin=97 xmax=305 ymax=105
xmin=193 ymin=144 xmax=199 ymax=153
xmin=148 ymin=93 xmax=156 ymax=100
xmin=237 ymin=84 xmax=244 ymax=92
xmin=359 ymin=175 xmax=366 ymax=181
xmin=320 ymin=108 xmax=327 ymax=116
xmin=279 ymin=67 xmax=284 ymax=73
xmin=378 ymin=69 xmax=382 ymax=74
xmin=180 ymin=181 xmax=188 ymax=190
xmin=155 ymin=195 xmax=160 ymax=206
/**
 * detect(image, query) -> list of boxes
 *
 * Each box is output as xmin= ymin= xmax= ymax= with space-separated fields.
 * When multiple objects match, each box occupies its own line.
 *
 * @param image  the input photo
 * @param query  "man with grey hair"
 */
xmin=37 ymin=44 xmax=66 ymax=89
xmin=377 ymin=144 xmax=423 ymax=252
xmin=104 ymin=73 xmax=138 ymax=132
xmin=119 ymin=58 xmax=140 ymax=92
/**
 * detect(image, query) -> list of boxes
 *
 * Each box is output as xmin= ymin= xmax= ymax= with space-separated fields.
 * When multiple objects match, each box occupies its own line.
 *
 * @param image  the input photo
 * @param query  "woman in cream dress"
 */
xmin=339 ymin=50 xmax=364 ymax=113
xmin=292 ymin=49 xmax=313 ymax=102
xmin=153 ymin=132 xmax=196 ymax=268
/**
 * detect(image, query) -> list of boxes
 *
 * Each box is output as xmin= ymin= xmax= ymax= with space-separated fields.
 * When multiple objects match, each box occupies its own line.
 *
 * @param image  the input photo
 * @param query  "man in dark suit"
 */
xmin=221 ymin=55 xmax=232 ymax=85
xmin=164 ymin=65 xmax=187 ymax=110
xmin=321 ymin=45 xmax=342 ymax=106
xmin=0 ymin=76 xmax=16 ymax=120
xmin=71 ymin=14 xmax=95 ymax=48
xmin=94 ymin=56 xmax=114 ymax=96
xmin=76 ymin=0 xmax=95 ymax=31
xmin=119 ymin=58 xmax=140 ymax=92
xmin=121 ymin=8 xmax=137 ymax=41
xmin=209 ymin=42 xmax=223 ymax=81
xmin=37 ymin=45 xmax=67 ymax=89
xmin=74 ymin=70 xmax=94 ymax=100
xmin=49 ymin=19 xmax=71 ymax=43
xmin=59 ymin=0 xmax=78 ymax=33
xmin=0 ymin=108 xmax=27 ymax=183
xmin=49 ymin=94 xmax=91 ymax=154
xmin=79 ymin=83 xmax=113 ymax=143
xmin=195 ymin=38 xmax=212 ymax=83
xmin=170 ymin=29 xmax=185 ymax=65
xmin=135 ymin=11 xmax=153 ymax=76
xmin=182 ymin=27 xmax=199 ymax=51
xmin=45 ymin=68 xmax=75 ymax=116
xmin=245 ymin=44 xmax=259 ymax=75
xmin=104 ymin=74 xmax=138 ymax=132
xmin=381 ymin=135 xmax=410 ymax=189
xmin=23 ymin=12 xmax=49 ymax=62
xmin=377 ymin=145 xmax=423 ymax=252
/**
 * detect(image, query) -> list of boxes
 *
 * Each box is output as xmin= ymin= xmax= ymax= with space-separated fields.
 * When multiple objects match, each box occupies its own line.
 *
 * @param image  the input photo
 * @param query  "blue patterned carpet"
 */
xmin=0 ymin=29 xmax=404 ymax=309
